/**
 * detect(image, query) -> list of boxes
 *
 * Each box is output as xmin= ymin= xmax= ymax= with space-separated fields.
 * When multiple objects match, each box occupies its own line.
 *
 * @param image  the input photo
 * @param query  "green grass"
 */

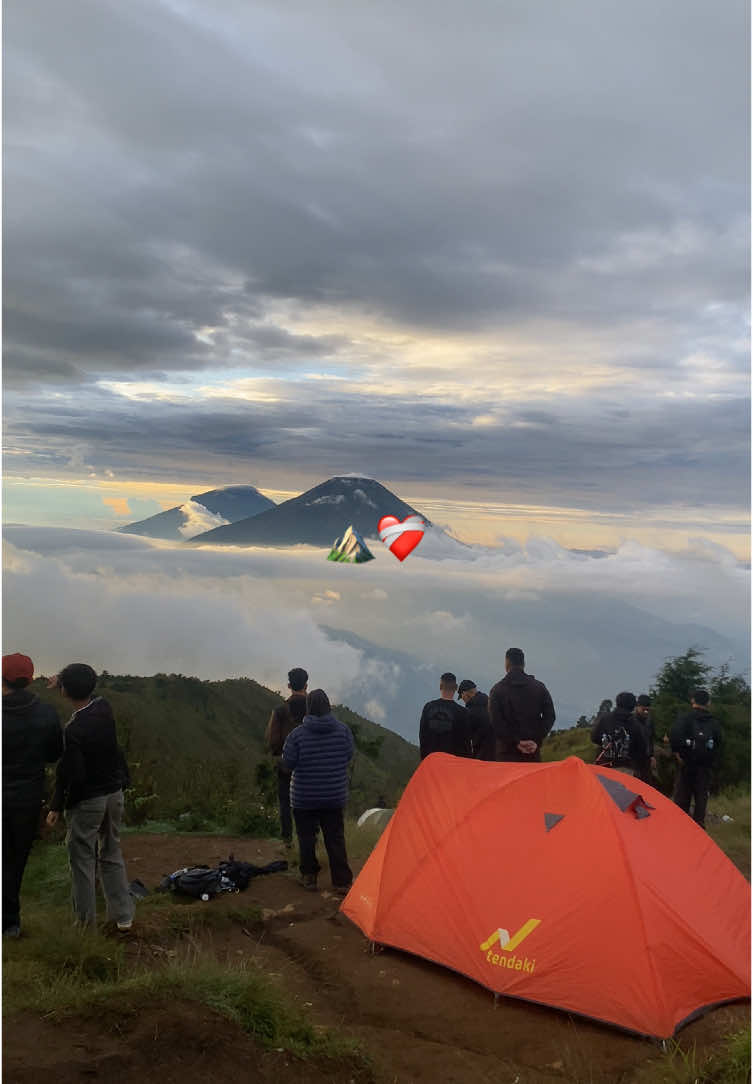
xmin=3 ymin=841 xmax=372 ymax=1077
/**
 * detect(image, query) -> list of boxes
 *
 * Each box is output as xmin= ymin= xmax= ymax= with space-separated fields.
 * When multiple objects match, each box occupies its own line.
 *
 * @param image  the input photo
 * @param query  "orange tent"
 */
xmin=341 ymin=754 xmax=750 ymax=1039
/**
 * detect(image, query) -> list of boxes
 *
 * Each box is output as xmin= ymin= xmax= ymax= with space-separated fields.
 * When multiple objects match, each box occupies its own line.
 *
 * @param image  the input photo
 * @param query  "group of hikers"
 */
xmin=415 ymin=647 xmax=723 ymax=831
xmin=2 ymin=645 xmax=725 ymax=939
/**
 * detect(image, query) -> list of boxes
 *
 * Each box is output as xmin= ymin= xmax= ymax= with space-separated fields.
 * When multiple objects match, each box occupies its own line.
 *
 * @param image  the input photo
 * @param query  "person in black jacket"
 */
xmin=2 ymin=653 xmax=63 ymax=938
xmin=457 ymin=680 xmax=495 ymax=761
xmin=632 ymin=694 xmax=656 ymax=784
xmin=419 ymin=673 xmax=472 ymax=760
xmin=489 ymin=649 xmax=555 ymax=762
xmin=265 ymin=667 xmax=308 ymax=847
xmin=670 ymin=689 xmax=722 ymax=829
xmin=590 ymin=691 xmax=646 ymax=775
xmin=45 ymin=664 xmax=134 ymax=930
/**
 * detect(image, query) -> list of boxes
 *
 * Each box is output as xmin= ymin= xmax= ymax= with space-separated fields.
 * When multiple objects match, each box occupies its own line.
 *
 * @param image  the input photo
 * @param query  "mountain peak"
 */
xmin=190 ymin=476 xmax=429 ymax=547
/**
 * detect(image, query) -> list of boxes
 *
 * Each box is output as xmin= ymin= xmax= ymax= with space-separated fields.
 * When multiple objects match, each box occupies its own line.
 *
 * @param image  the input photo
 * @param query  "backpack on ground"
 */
xmin=158 ymin=866 xmax=233 ymax=900
xmin=218 ymin=857 xmax=288 ymax=891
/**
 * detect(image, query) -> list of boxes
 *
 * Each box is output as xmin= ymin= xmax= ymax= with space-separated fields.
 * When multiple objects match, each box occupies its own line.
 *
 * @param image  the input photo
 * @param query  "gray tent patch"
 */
xmin=596 ymin=774 xmax=655 ymax=818
xmin=544 ymin=812 xmax=565 ymax=832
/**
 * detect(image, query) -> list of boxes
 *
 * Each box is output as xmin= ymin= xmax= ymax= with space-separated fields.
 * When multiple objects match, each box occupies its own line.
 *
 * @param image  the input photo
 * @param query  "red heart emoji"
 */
xmin=377 ymin=514 xmax=426 ymax=562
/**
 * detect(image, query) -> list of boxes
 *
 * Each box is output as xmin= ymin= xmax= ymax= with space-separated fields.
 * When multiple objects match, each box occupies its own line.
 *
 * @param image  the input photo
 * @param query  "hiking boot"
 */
xmin=116 ymin=920 xmax=133 ymax=932
xmin=332 ymin=884 xmax=352 ymax=898
xmin=298 ymin=874 xmax=318 ymax=891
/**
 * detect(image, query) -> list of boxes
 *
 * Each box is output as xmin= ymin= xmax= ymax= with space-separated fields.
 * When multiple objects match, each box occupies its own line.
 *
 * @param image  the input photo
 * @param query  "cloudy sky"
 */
xmin=3 ymin=0 xmax=749 ymax=555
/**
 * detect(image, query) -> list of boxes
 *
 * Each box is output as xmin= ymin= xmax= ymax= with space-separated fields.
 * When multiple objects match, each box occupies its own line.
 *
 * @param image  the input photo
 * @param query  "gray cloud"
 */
xmin=3 ymin=0 xmax=748 ymax=516
xmin=3 ymin=383 xmax=749 ymax=511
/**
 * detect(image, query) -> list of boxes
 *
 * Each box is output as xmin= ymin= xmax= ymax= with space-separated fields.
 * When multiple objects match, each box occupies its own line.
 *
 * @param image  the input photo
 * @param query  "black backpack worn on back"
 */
xmin=599 ymin=725 xmax=632 ymax=768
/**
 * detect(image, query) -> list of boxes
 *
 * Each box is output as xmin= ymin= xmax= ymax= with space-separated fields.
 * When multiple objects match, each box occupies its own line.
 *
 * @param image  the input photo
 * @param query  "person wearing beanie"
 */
xmin=2 ymin=653 xmax=63 ymax=937
xmin=670 ymin=689 xmax=723 ymax=829
xmin=265 ymin=667 xmax=308 ymax=847
xmin=590 ymin=691 xmax=648 ymax=776
xmin=281 ymin=688 xmax=354 ymax=894
xmin=457 ymin=680 xmax=495 ymax=761
xmin=45 ymin=663 xmax=134 ymax=931
xmin=632 ymin=694 xmax=656 ymax=785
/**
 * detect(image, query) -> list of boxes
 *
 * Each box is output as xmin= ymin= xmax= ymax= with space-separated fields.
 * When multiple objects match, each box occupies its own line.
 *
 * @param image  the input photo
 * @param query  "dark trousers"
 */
xmin=673 ymin=764 xmax=711 ymax=828
xmin=293 ymin=807 xmax=353 ymax=888
xmin=3 ymin=803 xmax=40 ymax=931
xmin=277 ymin=769 xmax=293 ymax=843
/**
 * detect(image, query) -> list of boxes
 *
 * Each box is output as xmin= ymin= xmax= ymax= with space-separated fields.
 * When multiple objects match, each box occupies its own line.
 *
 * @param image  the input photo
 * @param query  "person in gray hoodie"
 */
xmin=282 ymin=689 xmax=354 ymax=893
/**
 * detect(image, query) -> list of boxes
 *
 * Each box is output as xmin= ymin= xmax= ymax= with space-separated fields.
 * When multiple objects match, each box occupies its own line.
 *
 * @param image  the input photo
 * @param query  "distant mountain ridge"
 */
xmin=190 ymin=476 xmax=430 ymax=548
xmin=118 ymin=485 xmax=275 ymax=541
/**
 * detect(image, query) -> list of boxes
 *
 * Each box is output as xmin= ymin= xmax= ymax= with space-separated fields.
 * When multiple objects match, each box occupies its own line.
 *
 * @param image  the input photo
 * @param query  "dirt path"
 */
xmin=5 ymin=833 xmax=749 ymax=1084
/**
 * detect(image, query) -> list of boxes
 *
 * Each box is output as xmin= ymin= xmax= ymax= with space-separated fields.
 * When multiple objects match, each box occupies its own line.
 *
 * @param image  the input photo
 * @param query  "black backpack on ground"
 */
xmin=159 ymin=866 xmax=231 ymax=900
xmin=219 ymin=857 xmax=288 ymax=891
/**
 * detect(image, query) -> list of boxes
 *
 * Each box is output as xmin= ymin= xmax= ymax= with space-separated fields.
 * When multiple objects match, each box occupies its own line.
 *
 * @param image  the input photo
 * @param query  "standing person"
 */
xmin=45 ymin=664 xmax=134 ymax=931
xmin=2 ymin=653 xmax=63 ymax=938
xmin=457 ymin=680 xmax=495 ymax=761
xmin=591 ymin=692 xmax=645 ymax=775
xmin=265 ymin=667 xmax=308 ymax=847
xmin=670 ymin=689 xmax=722 ymax=829
xmin=489 ymin=649 xmax=556 ymax=763
xmin=418 ymin=672 xmax=473 ymax=760
xmin=632 ymin=694 xmax=656 ymax=785
xmin=282 ymin=689 xmax=354 ymax=894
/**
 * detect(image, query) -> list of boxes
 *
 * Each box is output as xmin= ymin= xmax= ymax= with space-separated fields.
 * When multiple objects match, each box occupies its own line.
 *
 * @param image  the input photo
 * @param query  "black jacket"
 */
xmin=670 ymin=708 xmax=722 ymax=768
xmin=419 ymin=698 xmax=472 ymax=760
xmin=50 ymin=697 xmax=129 ymax=811
xmin=465 ymin=692 xmax=495 ymax=761
xmin=3 ymin=690 xmax=63 ymax=806
xmin=488 ymin=670 xmax=555 ymax=758
xmin=631 ymin=712 xmax=655 ymax=765
xmin=591 ymin=707 xmax=647 ymax=767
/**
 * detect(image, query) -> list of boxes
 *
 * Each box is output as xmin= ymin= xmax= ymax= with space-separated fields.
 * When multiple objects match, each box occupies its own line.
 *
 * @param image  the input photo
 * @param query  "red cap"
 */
xmin=2 ymin=653 xmax=34 ymax=684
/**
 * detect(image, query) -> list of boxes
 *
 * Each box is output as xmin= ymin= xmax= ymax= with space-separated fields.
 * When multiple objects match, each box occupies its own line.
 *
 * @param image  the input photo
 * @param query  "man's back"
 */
xmin=3 ymin=690 xmax=62 ymax=805
xmin=419 ymin=698 xmax=472 ymax=760
xmin=52 ymin=697 xmax=125 ymax=809
xmin=489 ymin=670 xmax=555 ymax=761
xmin=267 ymin=693 xmax=307 ymax=756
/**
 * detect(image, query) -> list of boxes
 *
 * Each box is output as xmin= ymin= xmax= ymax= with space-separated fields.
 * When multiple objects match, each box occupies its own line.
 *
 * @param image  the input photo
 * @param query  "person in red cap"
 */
xmin=2 ymin=653 xmax=63 ymax=938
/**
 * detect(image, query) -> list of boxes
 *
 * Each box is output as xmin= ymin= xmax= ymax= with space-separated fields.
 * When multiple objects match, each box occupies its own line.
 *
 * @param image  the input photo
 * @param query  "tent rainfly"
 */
xmin=341 ymin=754 xmax=750 ymax=1039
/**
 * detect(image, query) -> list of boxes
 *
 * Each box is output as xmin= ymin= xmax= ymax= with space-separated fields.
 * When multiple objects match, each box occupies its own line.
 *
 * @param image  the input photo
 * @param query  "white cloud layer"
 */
xmin=3 ymin=527 xmax=748 ymax=740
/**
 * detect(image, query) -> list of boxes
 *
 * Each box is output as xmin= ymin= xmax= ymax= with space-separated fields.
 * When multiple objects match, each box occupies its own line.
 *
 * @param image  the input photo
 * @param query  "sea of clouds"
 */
xmin=3 ymin=525 xmax=748 ymax=742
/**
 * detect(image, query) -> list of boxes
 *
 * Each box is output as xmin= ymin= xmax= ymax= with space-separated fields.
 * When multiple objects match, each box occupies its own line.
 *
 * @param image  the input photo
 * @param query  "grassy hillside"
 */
xmin=34 ymin=674 xmax=419 ymax=832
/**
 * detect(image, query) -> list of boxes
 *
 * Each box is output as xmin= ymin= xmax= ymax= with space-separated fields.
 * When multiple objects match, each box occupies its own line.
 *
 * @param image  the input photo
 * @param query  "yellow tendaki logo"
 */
xmin=480 ymin=920 xmax=541 ymax=974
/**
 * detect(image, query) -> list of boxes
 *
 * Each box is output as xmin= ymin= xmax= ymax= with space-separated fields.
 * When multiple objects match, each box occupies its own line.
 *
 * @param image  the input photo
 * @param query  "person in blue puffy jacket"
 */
xmin=282 ymin=689 xmax=354 ymax=894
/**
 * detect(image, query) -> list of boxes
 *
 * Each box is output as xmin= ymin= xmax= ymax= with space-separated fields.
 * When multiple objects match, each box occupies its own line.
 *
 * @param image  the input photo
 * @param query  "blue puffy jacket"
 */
xmin=282 ymin=713 xmax=355 ymax=810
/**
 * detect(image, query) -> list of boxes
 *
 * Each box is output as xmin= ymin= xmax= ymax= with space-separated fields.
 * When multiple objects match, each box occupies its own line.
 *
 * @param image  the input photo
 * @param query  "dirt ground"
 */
xmin=4 ymin=833 xmax=749 ymax=1084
